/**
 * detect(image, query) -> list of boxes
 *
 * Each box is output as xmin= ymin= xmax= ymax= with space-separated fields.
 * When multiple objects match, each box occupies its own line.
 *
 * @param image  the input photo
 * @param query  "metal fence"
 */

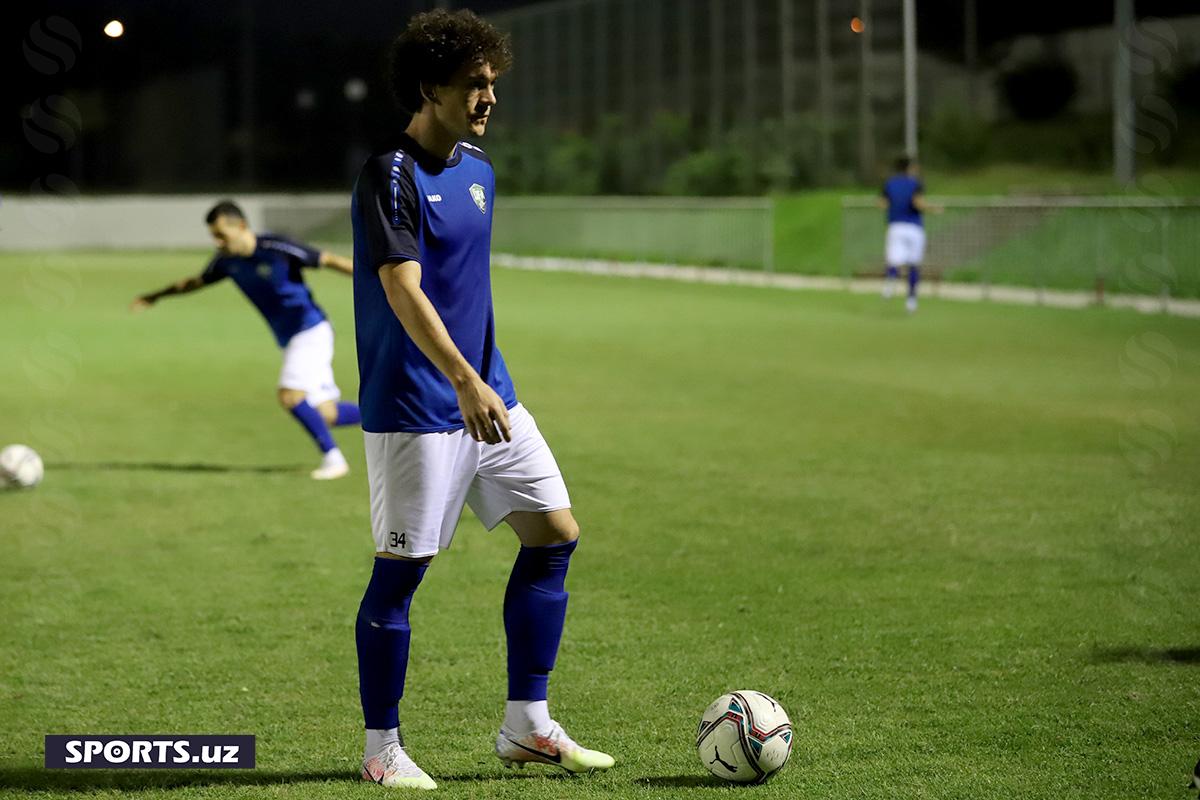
xmin=841 ymin=196 xmax=1200 ymax=298
xmin=267 ymin=194 xmax=776 ymax=271
xmin=493 ymin=197 xmax=775 ymax=270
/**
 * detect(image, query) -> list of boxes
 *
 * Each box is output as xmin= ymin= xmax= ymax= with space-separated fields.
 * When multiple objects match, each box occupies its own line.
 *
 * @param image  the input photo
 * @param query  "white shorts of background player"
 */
xmin=885 ymin=222 xmax=926 ymax=268
xmin=279 ymin=320 xmax=341 ymax=406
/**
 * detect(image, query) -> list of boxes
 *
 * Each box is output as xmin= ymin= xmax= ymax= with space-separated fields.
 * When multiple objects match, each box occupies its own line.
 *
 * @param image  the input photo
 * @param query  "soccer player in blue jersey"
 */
xmin=131 ymin=201 xmax=361 ymax=479
xmin=350 ymin=9 xmax=613 ymax=790
xmin=879 ymin=156 xmax=939 ymax=313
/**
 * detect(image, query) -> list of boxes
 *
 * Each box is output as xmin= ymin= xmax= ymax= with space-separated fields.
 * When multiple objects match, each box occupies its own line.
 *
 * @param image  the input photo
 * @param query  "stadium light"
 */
xmin=103 ymin=19 xmax=124 ymax=38
xmin=344 ymin=78 xmax=368 ymax=103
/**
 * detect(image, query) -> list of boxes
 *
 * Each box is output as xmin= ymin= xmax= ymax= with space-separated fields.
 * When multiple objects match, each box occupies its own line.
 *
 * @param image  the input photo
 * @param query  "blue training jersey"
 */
xmin=882 ymin=174 xmax=924 ymax=226
xmin=350 ymin=133 xmax=517 ymax=434
xmin=201 ymin=233 xmax=327 ymax=347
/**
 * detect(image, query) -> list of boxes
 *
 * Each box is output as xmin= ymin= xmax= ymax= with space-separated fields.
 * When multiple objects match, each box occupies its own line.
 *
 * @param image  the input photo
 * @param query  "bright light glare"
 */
xmin=104 ymin=20 xmax=124 ymax=38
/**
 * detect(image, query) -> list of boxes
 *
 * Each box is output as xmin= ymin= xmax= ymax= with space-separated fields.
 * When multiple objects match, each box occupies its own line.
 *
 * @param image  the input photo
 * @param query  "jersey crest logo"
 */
xmin=256 ymin=262 xmax=272 ymax=278
xmin=469 ymin=183 xmax=487 ymax=214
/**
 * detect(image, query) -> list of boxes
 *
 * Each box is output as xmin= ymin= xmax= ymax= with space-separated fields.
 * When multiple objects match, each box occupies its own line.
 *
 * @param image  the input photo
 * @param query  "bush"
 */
xmin=1000 ymin=59 xmax=1078 ymax=120
xmin=543 ymin=133 xmax=600 ymax=195
xmin=925 ymin=103 xmax=990 ymax=168
xmin=1168 ymin=61 xmax=1200 ymax=112
xmin=988 ymin=114 xmax=1109 ymax=170
xmin=661 ymin=147 xmax=755 ymax=196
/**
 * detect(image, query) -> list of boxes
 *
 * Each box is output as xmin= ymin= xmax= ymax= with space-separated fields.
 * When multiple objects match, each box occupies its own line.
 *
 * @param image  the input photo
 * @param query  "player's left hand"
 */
xmin=456 ymin=376 xmax=512 ymax=445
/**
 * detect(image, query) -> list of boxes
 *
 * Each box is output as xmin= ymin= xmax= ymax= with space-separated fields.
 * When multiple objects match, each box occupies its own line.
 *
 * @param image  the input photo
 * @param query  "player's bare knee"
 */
xmin=556 ymin=516 xmax=580 ymax=543
xmin=277 ymin=388 xmax=306 ymax=409
xmin=540 ymin=514 xmax=579 ymax=545
xmin=317 ymin=400 xmax=338 ymax=426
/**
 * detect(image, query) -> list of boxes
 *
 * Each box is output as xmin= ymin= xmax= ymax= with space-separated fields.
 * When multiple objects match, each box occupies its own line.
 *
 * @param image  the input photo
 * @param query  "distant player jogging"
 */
xmin=879 ymin=156 xmax=940 ymax=313
xmin=350 ymin=9 xmax=613 ymax=790
xmin=131 ymin=200 xmax=361 ymax=480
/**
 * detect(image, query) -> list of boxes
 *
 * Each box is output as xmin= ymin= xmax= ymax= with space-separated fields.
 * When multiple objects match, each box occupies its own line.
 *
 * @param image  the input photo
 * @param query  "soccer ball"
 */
xmin=696 ymin=690 xmax=793 ymax=783
xmin=1 ymin=444 xmax=44 ymax=489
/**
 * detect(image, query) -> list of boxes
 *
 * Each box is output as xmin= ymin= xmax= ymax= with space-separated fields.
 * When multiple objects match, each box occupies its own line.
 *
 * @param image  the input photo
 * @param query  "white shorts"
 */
xmin=364 ymin=403 xmax=571 ymax=558
xmin=279 ymin=320 xmax=341 ymax=406
xmin=885 ymin=222 xmax=926 ymax=267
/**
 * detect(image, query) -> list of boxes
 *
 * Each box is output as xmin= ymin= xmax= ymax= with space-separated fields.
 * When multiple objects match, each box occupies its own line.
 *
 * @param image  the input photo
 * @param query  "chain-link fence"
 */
xmin=263 ymin=194 xmax=776 ymax=271
xmin=842 ymin=196 xmax=1200 ymax=298
xmin=492 ymin=197 xmax=774 ymax=269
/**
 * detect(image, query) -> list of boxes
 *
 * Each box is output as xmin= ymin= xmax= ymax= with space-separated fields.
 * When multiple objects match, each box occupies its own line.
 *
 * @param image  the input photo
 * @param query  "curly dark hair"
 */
xmin=387 ymin=9 xmax=513 ymax=114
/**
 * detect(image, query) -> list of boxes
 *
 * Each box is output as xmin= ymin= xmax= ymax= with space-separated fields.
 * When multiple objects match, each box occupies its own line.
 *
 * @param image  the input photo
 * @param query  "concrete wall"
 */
xmin=0 ymin=194 xmax=346 ymax=250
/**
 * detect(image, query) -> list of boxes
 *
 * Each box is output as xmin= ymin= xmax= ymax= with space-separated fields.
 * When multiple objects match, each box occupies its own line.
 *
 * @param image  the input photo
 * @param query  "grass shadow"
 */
xmin=634 ymin=774 xmax=731 ymax=788
xmin=0 ymin=767 xmax=349 ymax=792
xmin=1091 ymin=646 xmax=1200 ymax=665
xmin=438 ymin=770 xmax=572 ymax=783
xmin=50 ymin=461 xmax=303 ymax=475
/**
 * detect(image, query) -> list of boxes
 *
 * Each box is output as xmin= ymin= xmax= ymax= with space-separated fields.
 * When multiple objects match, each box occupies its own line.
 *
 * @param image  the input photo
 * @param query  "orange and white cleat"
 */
xmin=495 ymin=721 xmax=614 ymax=774
xmin=361 ymin=742 xmax=437 ymax=790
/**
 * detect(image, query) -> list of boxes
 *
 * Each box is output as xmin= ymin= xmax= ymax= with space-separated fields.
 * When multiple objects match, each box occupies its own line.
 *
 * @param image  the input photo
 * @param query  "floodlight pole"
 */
xmin=858 ymin=0 xmax=875 ymax=181
xmin=709 ymin=0 xmax=724 ymax=146
xmin=1113 ymin=0 xmax=1135 ymax=185
xmin=965 ymin=0 xmax=977 ymax=112
xmin=743 ymin=0 xmax=757 ymax=123
xmin=680 ymin=0 xmax=695 ymax=122
xmin=780 ymin=0 xmax=795 ymax=127
xmin=816 ymin=0 xmax=833 ymax=182
xmin=902 ymin=0 xmax=917 ymax=158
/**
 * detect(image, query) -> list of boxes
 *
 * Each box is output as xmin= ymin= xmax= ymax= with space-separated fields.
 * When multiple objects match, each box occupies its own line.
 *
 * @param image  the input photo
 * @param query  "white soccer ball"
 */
xmin=696 ymin=690 xmax=793 ymax=783
xmin=0 ymin=444 xmax=44 ymax=489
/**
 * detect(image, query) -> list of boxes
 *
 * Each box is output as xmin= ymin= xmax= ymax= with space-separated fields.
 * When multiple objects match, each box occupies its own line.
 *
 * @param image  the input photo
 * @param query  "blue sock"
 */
xmin=886 ymin=265 xmax=899 ymax=280
xmin=335 ymin=403 xmax=361 ymax=427
xmin=356 ymin=558 xmax=428 ymax=730
xmin=907 ymin=265 xmax=920 ymax=297
xmin=289 ymin=400 xmax=336 ymax=453
xmin=504 ymin=539 xmax=577 ymax=701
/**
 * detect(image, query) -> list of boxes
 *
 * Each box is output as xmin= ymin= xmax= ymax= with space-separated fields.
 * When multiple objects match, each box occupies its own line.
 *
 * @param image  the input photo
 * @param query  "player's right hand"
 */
xmin=456 ymin=377 xmax=512 ymax=445
xmin=129 ymin=296 xmax=154 ymax=312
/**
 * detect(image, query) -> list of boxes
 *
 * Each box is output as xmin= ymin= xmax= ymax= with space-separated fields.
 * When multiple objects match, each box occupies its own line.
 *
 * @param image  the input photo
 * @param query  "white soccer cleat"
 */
xmin=495 ymin=721 xmax=614 ymax=774
xmin=906 ymin=296 xmax=918 ymax=313
xmin=361 ymin=742 xmax=437 ymax=790
xmin=311 ymin=449 xmax=349 ymax=480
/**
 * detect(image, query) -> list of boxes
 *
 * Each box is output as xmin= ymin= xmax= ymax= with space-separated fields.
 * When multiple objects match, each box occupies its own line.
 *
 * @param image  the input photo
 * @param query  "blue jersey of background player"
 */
xmin=131 ymin=200 xmax=362 ymax=479
xmin=878 ymin=156 xmax=940 ymax=313
xmin=348 ymin=9 xmax=613 ymax=791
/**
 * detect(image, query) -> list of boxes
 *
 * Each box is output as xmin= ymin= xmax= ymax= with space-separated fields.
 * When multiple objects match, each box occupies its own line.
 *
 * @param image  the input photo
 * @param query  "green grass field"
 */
xmin=2 ymin=251 xmax=1199 ymax=799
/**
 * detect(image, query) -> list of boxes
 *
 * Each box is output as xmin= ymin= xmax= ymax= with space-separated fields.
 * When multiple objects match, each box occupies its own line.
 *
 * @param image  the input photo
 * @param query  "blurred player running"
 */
xmin=350 ymin=9 xmax=613 ymax=790
xmin=879 ymin=156 xmax=940 ymax=313
xmin=131 ymin=200 xmax=361 ymax=479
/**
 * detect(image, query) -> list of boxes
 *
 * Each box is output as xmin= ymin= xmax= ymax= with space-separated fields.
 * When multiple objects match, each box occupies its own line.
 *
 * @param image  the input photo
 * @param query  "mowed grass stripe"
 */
xmin=0 ymin=251 xmax=1197 ymax=799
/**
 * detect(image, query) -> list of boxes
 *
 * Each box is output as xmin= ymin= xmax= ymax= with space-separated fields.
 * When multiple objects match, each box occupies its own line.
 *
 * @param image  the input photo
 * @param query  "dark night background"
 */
xmin=7 ymin=1 xmax=1198 ymax=193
